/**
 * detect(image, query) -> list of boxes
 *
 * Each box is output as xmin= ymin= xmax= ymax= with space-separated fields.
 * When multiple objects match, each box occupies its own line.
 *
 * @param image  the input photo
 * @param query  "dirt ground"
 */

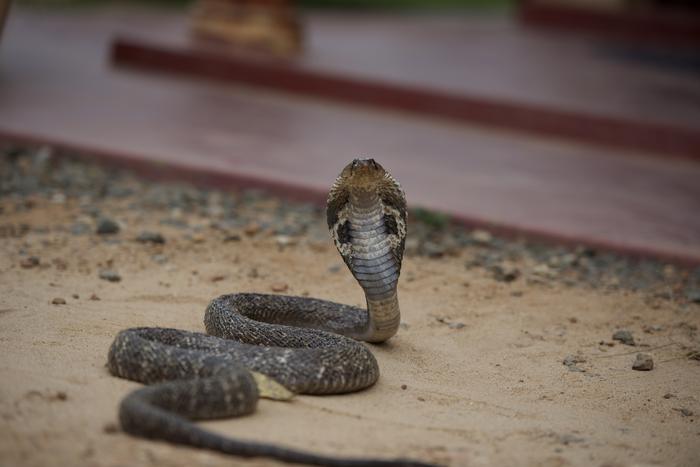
xmin=1 ymin=172 xmax=699 ymax=467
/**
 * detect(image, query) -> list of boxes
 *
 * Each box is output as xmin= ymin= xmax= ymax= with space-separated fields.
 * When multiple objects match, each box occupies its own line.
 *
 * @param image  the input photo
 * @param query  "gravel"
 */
xmin=2 ymin=144 xmax=700 ymax=304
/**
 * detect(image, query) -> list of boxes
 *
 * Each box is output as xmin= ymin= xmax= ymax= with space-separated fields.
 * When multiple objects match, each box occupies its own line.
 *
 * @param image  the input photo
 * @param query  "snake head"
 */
xmin=339 ymin=158 xmax=386 ymax=192
xmin=327 ymin=157 xmax=407 ymax=270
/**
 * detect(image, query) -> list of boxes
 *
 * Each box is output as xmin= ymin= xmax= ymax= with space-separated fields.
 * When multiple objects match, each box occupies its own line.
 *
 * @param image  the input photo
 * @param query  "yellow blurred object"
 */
xmin=250 ymin=371 xmax=296 ymax=401
xmin=191 ymin=0 xmax=303 ymax=56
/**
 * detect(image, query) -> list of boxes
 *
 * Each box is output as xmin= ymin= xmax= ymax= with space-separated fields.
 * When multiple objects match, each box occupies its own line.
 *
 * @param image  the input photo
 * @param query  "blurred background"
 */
xmin=0 ymin=0 xmax=699 ymax=263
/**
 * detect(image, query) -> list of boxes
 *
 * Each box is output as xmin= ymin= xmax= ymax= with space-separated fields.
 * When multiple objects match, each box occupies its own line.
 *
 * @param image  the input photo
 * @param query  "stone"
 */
xmin=96 ymin=218 xmax=119 ymax=235
xmin=136 ymin=231 xmax=165 ymax=244
xmin=275 ymin=235 xmax=297 ymax=248
xmin=422 ymin=241 xmax=446 ymax=258
xmin=675 ymin=408 xmax=693 ymax=417
xmin=471 ymin=229 xmax=493 ymax=245
xmin=151 ymin=254 xmax=168 ymax=264
xmin=223 ymin=233 xmax=242 ymax=242
xmin=70 ymin=222 xmax=91 ymax=236
xmin=189 ymin=234 xmax=206 ymax=244
xmin=99 ymin=270 xmax=121 ymax=282
xmin=632 ymin=353 xmax=653 ymax=371
xmin=51 ymin=297 xmax=66 ymax=305
xmin=532 ymin=264 xmax=556 ymax=279
xmin=103 ymin=423 xmax=119 ymax=434
xmin=685 ymin=289 xmax=700 ymax=304
xmin=612 ymin=329 xmax=635 ymax=346
xmin=271 ymin=282 xmax=288 ymax=292
xmin=492 ymin=261 xmax=520 ymax=282
xmin=563 ymin=355 xmax=586 ymax=372
xmin=20 ymin=256 xmax=40 ymax=268
xmin=243 ymin=222 xmax=262 ymax=236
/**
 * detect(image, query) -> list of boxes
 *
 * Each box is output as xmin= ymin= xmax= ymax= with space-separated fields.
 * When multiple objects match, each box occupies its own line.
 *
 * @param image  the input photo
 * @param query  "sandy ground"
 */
xmin=1 ymin=195 xmax=699 ymax=467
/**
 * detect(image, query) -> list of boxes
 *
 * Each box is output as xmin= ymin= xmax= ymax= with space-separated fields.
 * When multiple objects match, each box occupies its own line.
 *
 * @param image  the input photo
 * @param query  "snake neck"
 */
xmin=348 ymin=191 xmax=401 ymax=343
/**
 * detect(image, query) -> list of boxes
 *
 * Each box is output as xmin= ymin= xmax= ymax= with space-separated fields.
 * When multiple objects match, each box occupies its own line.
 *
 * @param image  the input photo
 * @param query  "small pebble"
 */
xmin=190 ymin=234 xmax=206 ymax=244
xmin=72 ymin=294 xmax=79 ymax=299
xmin=492 ymin=261 xmax=520 ymax=282
xmin=271 ymin=282 xmax=288 ymax=292
xmin=89 ymin=294 xmax=100 ymax=301
xmin=275 ymin=235 xmax=296 ymax=248
xmin=612 ymin=329 xmax=635 ymax=346
xmin=686 ymin=289 xmax=700 ymax=304
xmin=244 ymin=222 xmax=262 ymax=236
xmin=563 ymin=355 xmax=586 ymax=372
xmin=103 ymin=423 xmax=119 ymax=434
xmin=471 ymin=229 xmax=492 ymax=245
xmin=422 ymin=241 xmax=446 ymax=258
xmin=135 ymin=231 xmax=165 ymax=244
xmin=532 ymin=264 xmax=556 ymax=279
xmin=663 ymin=393 xmax=675 ymax=399
xmin=401 ymin=384 xmax=407 ymax=390
xmin=99 ymin=270 xmax=121 ymax=282
xmin=70 ymin=222 xmax=90 ymax=236
xmin=223 ymin=233 xmax=241 ymax=242
xmin=151 ymin=254 xmax=168 ymax=264
xmin=643 ymin=324 xmax=664 ymax=334
xmin=96 ymin=218 xmax=120 ymax=235
xmin=674 ymin=408 xmax=693 ymax=417
xmin=632 ymin=353 xmax=654 ymax=371
xmin=20 ymin=256 xmax=40 ymax=268
xmin=51 ymin=297 xmax=66 ymax=305
xmin=448 ymin=322 xmax=465 ymax=330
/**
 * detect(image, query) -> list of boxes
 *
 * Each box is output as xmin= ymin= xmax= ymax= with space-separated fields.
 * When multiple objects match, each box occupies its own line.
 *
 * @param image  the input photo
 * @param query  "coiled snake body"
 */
xmin=107 ymin=159 xmax=435 ymax=466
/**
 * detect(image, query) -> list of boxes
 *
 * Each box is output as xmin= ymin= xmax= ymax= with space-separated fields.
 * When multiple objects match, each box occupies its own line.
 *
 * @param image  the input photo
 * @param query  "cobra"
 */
xmin=107 ymin=158 xmax=436 ymax=466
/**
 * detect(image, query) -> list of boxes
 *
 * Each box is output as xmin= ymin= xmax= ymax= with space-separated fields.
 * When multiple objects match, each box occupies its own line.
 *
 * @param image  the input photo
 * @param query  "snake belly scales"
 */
xmin=107 ymin=159 xmax=437 ymax=467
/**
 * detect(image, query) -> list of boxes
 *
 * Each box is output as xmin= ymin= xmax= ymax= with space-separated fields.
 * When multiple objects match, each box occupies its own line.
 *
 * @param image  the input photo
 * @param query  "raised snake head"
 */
xmin=326 ymin=158 xmax=407 ymax=278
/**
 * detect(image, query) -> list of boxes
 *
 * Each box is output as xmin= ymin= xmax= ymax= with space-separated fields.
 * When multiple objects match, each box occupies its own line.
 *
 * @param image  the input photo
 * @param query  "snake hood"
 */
xmin=327 ymin=158 xmax=407 ymax=342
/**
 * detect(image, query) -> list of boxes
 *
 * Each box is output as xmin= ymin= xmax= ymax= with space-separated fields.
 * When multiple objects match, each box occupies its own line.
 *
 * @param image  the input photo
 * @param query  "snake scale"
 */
xmin=107 ymin=159 xmax=438 ymax=467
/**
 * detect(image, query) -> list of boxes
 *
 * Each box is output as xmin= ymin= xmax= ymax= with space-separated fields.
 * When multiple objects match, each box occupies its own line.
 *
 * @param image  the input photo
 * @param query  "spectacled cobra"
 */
xmin=107 ymin=159 xmax=438 ymax=467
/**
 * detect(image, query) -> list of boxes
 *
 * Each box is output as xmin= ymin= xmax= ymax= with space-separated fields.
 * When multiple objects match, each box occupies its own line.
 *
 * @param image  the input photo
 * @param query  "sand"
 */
xmin=1 ymin=196 xmax=699 ymax=467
